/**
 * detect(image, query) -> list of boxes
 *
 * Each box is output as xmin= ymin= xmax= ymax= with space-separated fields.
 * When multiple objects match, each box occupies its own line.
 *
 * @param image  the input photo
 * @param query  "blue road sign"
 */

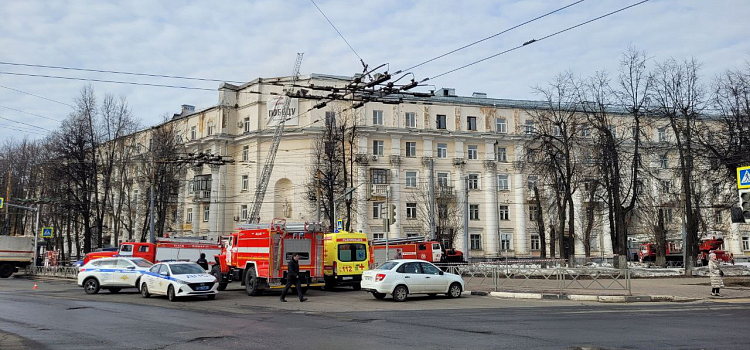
xmin=0 ymin=197 xmax=3 ymax=209
xmin=335 ymin=219 xmax=343 ymax=233
xmin=41 ymin=227 xmax=53 ymax=238
xmin=738 ymin=166 xmax=750 ymax=189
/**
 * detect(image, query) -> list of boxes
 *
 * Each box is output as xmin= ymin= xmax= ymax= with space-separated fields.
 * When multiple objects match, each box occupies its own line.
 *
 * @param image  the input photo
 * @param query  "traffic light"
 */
xmin=389 ymin=204 xmax=397 ymax=223
xmin=740 ymin=189 xmax=750 ymax=223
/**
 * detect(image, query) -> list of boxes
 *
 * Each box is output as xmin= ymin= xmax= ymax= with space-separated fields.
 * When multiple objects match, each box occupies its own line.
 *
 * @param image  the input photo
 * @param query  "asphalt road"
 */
xmin=1 ymin=276 xmax=749 ymax=350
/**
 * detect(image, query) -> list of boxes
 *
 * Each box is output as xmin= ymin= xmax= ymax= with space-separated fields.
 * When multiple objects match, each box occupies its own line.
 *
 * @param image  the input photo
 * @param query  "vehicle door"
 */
xmin=156 ymin=264 xmax=172 ymax=294
xmin=396 ymin=262 xmax=425 ymax=293
xmin=420 ymin=262 xmax=447 ymax=292
xmin=417 ymin=244 xmax=429 ymax=261
xmin=432 ymin=243 xmax=442 ymax=262
xmin=113 ymin=259 xmax=138 ymax=287
xmin=95 ymin=259 xmax=117 ymax=286
xmin=145 ymin=265 xmax=161 ymax=293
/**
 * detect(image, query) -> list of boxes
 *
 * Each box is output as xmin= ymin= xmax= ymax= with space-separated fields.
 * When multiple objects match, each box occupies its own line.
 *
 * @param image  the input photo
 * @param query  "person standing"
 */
xmin=196 ymin=253 xmax=209 ymax=271
xmin=709 ymin=251 xmax=724 ymax=297
xmin=280 ymin=253 xmax=307 ymax=302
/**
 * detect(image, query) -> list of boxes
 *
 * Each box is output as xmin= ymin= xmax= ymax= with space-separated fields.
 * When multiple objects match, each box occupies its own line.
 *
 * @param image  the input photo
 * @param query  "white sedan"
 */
xmin=77 ymin=257 xmax=153 ymax=294
xmin=140 ymin=262 xmax=218 ymax=301
xmin=361 ymin=259 xmax=464 ymax=302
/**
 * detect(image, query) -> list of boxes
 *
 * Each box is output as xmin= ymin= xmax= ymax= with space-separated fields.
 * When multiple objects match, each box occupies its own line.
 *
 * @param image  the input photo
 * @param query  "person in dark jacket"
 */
xmin=280 ymin=253 xmax=307 ymax=302
xmin=196 ymin=253 xmax=209 ymax=271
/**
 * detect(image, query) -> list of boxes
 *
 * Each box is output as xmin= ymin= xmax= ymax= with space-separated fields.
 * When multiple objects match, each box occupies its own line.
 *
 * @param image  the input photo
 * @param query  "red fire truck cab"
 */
xmin=212 ymin=219 xmax=326 ymax=296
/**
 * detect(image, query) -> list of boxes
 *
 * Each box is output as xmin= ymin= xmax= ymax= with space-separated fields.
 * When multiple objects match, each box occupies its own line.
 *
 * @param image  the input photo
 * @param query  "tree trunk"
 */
xmin=533 ymin=186 xmax=547 ymax=258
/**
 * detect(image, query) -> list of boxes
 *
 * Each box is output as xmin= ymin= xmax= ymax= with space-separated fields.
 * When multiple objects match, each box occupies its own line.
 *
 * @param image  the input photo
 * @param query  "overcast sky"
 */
xmin=1 ymin=0 xmax=749 ymax=141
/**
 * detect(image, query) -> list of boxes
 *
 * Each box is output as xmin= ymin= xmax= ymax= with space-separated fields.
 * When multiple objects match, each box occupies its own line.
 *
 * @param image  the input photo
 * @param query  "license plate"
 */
xmin=342 ymin=276 xmax=353 ymax=280
xmin=363 ymin=276 xmax=371 ymax=281
xmin=196 ymin=286 xmax=210 ymax=291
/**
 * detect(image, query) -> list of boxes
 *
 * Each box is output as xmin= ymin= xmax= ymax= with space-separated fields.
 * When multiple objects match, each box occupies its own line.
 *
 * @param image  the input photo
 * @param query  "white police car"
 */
xmin=77 ymin=257 xmax=153 ymax=294
xmin=140 ymin=261 xmax=218 ymax=301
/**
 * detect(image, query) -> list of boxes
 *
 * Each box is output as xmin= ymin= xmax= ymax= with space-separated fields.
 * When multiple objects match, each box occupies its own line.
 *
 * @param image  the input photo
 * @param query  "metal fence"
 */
xmin=436 ymin=261 xmax=631 ymax=296
xmin=33 ymin=266 xmax=79 ymax=279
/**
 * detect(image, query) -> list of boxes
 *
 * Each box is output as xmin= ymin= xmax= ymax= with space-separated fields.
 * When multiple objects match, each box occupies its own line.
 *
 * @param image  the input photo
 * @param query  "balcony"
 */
xmin=193 ymin=175 xmax=212 ymax=202
xmin=194 ymin=190 xmax=211 ymax=202
xmin=369 ymin=184 xmax=390 ymax=198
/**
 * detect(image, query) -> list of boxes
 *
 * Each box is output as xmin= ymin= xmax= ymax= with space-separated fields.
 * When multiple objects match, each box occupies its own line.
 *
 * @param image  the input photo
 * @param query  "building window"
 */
xmin=467 ymin=174 xmax=479 ymax=190
xmin=658 ymin=127 xmax=667 ymax=142
xmin=241 ymin=175 xmax=249 ymax=191
xmin=203 ymin=205 xmax=210 ymax=222
xmin=405 ymin=171 xmax=417 ymax=188
xmin=405 ymin=112 xmax=416 ymax=128
xmin=742 ymin=236 xmax=750 ymax=251
xmin=188 ymin=181 xmax=194 ymax=194
xmin=661 ymin=180 xmax=671 ymax=195
xmin=469 ymin=204 xmax=479 ymax=220
xmin=659 ymin=154 xmax=668 ymax=169
xmin=438 ymin=203 xmax=448 ymax=219
xmin=496 ymin=118 xmax=507 ymax=133
xmin=373 ymin=140 xmax=384 ymax=156
xmin=500 ymin=234 xmax=512 ymax=250
xmin=499 ymin=205 xmax=509 ymax=220
xmin=207 ymin=122 xmax=215 ymax=136
xmin=468 ymin=145 xmax=478 ymax=160
xmin=553 ymin=124 xmax=562 ymax=137
xmin=437 ymin=143 xmax=447 ymax=158
xmin=436 ymin=114 xmax=447 ymax=129
xmin=467 ymin=116 xmax=477 ymax=131
xmin=437 ymin=172 xmax=449 ymax=187
xmin=664 ymin=208 xmax=673 ymax=223
xmin=242 ymin=145 xmax=249 ymax=161
xmin=325 ymin=111 xmax=336 ymax=127
xmin=243 ymin=117 xmax=250 ymax=132
xmin=186 ymin=208 xmax=193 ymax=223
xmin=714 ymin=210 xmax=722 ymax=224
xmin=525 ymin=120 xmax=535 ymax=135
xmin=240 ymin=205 xmax=248 ymax=221
xmin=406 ymin=203 xmax=417 ymax=219
xmin=581 ymin=125 xmax=591 ymax=137
xmin=496 ymin=147 xmax=507 ymax=162
xmin=372 ymin=169 xmax=388 ymax=184
xmin=373 ymin=110 xmax=383 ymax=125
xmin=373 ymin=202 xmax=383 ymax=219
xmin=190 ymin=126 xmax=196 ymax=140
xmin=527 ymin=175 xmax=538 ymax=191
xmin=531 ymin=234 xmax=540 ymax=250
xmin=497 ymin=174 xmax=509 ymax=191
xmin=529 ymin=205 xmax=537 ymax=221
xmin=470 ymin=234 xmax=482 ymax=250
xmin=405 ymin=142 xmax=417 ymax=157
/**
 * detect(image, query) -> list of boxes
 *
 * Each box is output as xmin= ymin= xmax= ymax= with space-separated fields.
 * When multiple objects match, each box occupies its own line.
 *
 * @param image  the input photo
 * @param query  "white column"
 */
xmin=390 ymin=136 xmax=402 ymax=239
xmin=455 ymin=164 xmax=466 ymax=253
xmin=484 ymin=142 xmax=498 ymax=258
xmin=728 ymin=223 xmax=744 ymax=255
xmin=423 ymin=137 xmax=433 ymax=158
xmin=356 ymin=164 xmax=368 ymax=233
xmin=601 ymin=207 xmax=613 ymax=257
xmin=573 ymin=190 xmax=585 ymax=257
xmin=209 ymin=166 xmax=220 ymax=240
xmin=513 ymin=144 xmax=527 ymax=256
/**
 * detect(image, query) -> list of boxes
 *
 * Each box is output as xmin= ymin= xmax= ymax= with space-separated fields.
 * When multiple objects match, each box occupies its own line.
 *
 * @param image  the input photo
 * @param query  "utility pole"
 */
xmin=385 ymin=187 xmax=390 ymax=260
xmin=464 ymin=176 xmax=469 ymax=262
xmin=3 ymin=167 xmax=11 ymax=235
xmin=429 ymin=158 xmax=436 ymax=241
xmin=149 ymin=156 xmax=155 ymax=244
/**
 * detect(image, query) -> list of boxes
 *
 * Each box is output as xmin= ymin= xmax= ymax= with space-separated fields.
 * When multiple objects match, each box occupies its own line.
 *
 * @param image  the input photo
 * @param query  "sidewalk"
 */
xmin=467 ymin=276 xmax=750 ymax=302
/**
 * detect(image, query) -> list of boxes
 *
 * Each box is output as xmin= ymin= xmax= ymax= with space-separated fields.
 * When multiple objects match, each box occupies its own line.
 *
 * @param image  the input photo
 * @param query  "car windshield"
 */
xmin=169 ymin=263 xmax=206 ymax=275
xmin=375 ymin=261 xmax=399 ymax=270
xmin=130 ymin=258 xmax=153 ymax=268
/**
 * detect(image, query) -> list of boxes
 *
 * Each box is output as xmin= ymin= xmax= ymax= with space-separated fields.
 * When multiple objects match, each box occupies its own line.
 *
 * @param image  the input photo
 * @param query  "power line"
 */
xmin=0 ymin=104 xmax=61 ymax=122
xmin=0 ymin=115 xmax=51 ymax=132
xmin=0 ymin=71 xmax=217 ymax=91
xmin=425 ymin=0 xmax=650 ymax=81
xmin=396 ymin=0 xmax=586 ymax=74
xmin=0 ymin=61 xmax=244 ymax=84
xmin=0 ymin=83 xmax=75 ymax=108
xmin=309 ymin=0 xmax=365 ymax=66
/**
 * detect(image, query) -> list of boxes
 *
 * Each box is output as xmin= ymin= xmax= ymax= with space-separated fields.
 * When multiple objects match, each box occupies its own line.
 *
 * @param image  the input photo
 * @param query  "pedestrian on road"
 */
xmin=280 ymin=253 xmax=307 ymax=302
xmin=709 ymin=251 xmax=724 ymax=297
xmin=196 ymin=253 xmax=209 ymax=271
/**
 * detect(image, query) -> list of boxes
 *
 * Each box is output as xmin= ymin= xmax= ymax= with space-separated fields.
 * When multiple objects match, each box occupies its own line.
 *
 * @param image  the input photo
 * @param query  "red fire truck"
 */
xmin=211 ymin=219 xmax=326 ymax=295
xmin=83 ymin=238 xmax=222 ymax=266
xmin=638 ymin=237 xmax=730 ymax=264
xmin=371 ymin=237 xmax=463 ymax=265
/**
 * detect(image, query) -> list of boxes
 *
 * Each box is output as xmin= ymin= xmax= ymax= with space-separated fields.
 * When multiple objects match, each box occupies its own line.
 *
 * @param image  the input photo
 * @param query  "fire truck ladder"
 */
xmin=372 ymin=236 xmax=429 ymax=246
xmin=248 ymin=53 xmax=304 ymax=223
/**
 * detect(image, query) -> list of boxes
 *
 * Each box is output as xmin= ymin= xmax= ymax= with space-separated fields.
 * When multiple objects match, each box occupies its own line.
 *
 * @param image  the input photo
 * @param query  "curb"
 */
xmin=469 ymin=290 xmax=695 ymax=303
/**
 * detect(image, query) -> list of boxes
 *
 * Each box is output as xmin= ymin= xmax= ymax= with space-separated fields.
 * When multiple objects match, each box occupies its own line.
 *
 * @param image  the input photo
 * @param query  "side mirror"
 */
xmin=439 ymin=271 xmax=444 ymax=275
xmin=127 ymin=266 xmax=135 ymax=270
xmin=159 ymin=271 xmax=169 ymax=276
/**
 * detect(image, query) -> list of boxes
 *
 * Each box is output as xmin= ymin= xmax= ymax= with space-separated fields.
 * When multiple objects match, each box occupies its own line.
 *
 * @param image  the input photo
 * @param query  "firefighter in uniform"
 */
xmin=280 ymin=253 xmax=307 ymax=302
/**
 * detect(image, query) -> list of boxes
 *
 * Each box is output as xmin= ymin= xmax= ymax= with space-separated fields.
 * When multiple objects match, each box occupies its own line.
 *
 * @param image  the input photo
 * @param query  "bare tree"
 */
xmin=408 ymin=182 xmax=462 ymax=249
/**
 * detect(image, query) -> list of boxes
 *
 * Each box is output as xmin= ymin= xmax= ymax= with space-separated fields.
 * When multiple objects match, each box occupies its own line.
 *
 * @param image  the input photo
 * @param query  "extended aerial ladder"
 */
xmin=248 ymin=53 xmax=304 ymax=223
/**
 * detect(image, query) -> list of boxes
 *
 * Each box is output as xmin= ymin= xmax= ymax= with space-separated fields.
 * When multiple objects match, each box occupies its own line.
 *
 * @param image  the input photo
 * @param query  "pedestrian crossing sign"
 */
xmin=0 ymin=197 xmax=3 ymax=209
xmin=738 ymin=166 xmax=750 ymax=189
xmin=335 ymin=219 xmax=343 ymax=233
xmin=41 ymin=227 xmax=53 ymax=238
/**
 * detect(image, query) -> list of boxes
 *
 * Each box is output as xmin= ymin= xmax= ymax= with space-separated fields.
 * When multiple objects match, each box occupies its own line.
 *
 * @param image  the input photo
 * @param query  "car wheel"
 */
xmin=206 ymin=294 xmax=216 ymax=300
xmin=211 ymin=265 xmax=227 ymax=291
xmin=0 ymin=263 xmax=14 ymax=278
xmin=167 ymin=285 xmax=177 ymax=302
xmin=447 ymin=282 xmax=462 ymax=298
xmin=244 ymin=268 xmax=262 ymax=296
xmin=392 ymin=285 xmax=408 ymax=302
xmin=109 ymin=287 xmax=121 ymax=294
xmin=373 ymin=292 xmax=386 ymax=300
xmin=83 ymin=278 xmax=100 ymax=294
xmin=141 ymin=283 xmax=150 ymax=298
xmin=352 ymin=282 xmax=362 ymax=291
xmin=427 ymin=293 xmax=437 ymax=297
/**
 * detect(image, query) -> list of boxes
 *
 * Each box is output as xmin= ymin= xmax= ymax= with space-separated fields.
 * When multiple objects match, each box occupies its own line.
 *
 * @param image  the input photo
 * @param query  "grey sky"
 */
xmin=1 ymin=0 xmax=749 ymax=140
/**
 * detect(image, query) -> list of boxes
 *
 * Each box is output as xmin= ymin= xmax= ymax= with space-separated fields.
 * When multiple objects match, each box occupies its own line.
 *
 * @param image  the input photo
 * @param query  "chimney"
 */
xmin=437 ymin=88 xmax=456 ymax=97
xmin=472 ymin=92 xmax=487 ymax=98
xmin=181 ymin=105 xmax=195 ymax=115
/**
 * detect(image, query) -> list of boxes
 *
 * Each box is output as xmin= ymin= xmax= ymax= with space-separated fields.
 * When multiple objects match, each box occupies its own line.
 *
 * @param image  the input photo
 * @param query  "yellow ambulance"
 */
xmin=323 ymin=231 xmax=370 ymax=290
